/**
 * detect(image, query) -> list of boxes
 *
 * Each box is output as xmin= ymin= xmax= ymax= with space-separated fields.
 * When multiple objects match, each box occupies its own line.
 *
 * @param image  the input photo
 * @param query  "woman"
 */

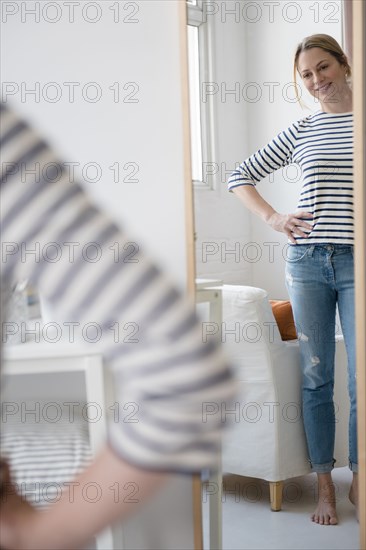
xmin=228 ymin=34 xmax=357 ymax=525
xmin=0 ymin=102 xmax=235 ymax=549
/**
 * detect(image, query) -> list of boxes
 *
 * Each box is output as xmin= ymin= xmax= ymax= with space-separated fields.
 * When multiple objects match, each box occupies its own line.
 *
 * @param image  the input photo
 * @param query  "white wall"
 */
xmin=1 ymin=0 xmax=189 ymax=288
xmin=194 ymin=0 xmax=343 ymax=298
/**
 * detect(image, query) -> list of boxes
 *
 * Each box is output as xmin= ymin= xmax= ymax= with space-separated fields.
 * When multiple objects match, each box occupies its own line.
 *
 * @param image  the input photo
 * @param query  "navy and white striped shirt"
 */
xmin=228 ymin=111 xmax=354 ymax=245
xmin=0 ymin=103 xmax=235 ymax=473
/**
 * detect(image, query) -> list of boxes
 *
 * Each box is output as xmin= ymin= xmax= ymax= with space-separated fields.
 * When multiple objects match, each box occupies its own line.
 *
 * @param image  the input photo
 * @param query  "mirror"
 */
xmin=185 ymin=0 xmax=364 ymax=547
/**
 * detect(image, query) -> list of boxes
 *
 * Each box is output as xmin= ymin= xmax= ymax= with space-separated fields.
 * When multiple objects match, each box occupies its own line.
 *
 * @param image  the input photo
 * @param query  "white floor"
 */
xmin=203 ymin=467 xmax=359 ymax=550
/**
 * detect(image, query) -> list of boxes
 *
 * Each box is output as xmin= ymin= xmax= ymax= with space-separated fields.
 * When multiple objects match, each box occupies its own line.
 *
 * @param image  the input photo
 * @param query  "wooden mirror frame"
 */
xmin=353 ymin=1 xmax=366 ymax=547
xmin=178 ymin=2 xmax=204 ymax=549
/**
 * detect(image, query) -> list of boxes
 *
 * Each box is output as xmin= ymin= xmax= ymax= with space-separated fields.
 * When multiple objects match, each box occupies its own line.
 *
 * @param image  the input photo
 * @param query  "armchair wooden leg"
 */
xmin=269 ymin=481 xmax=283 ymax=511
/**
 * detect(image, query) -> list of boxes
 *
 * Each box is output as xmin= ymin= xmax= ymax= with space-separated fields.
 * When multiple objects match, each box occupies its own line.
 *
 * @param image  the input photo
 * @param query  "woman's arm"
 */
xmin=228 ymin=122 xmax=313 ymax=244
xmin=0 ymin=446 xmax=167 ymax=550
xmin=232 ymin=185 xmax=313 ymax=245
xmin=1 ymin=104 xmax=234 ymax=474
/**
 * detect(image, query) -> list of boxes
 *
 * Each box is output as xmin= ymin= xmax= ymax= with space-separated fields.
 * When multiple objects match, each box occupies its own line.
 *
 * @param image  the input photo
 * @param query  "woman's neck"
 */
xmin=320 ymin=87 xmax=353 ymax=114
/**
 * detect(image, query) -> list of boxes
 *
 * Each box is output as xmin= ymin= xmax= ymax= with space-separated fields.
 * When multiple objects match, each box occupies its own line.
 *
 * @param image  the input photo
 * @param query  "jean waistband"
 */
xmin=292 ymin=244 xmax=354 ymax=256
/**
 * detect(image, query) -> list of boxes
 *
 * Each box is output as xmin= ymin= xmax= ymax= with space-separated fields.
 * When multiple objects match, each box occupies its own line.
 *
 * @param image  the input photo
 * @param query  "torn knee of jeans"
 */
xmin=311 ymin=355 xmax=320 ymax=366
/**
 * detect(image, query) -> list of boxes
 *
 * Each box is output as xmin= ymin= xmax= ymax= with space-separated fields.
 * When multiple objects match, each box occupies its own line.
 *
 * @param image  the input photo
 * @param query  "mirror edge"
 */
xmin=353 ymin=0 xmax=366 ymax=547
xmin=178 ymin=2 xmax=203 ymax=550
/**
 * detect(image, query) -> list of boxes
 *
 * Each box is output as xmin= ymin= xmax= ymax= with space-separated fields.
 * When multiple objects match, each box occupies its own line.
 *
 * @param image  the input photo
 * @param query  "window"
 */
xmin=186 ymin=0 xmax=216 ymax=189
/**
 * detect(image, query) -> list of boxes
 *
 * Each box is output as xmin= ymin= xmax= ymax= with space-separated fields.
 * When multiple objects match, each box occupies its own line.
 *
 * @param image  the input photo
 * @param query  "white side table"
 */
xmin=2 ymin=342 xmax=115 ymax=550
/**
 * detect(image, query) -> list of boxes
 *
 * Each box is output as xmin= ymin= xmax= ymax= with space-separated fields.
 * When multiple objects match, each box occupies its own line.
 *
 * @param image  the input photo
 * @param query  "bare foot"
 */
xmin=349 ymin=473 xmax=359 ymax=522
xmin=311 ymin=473 xmax=338 ymax=525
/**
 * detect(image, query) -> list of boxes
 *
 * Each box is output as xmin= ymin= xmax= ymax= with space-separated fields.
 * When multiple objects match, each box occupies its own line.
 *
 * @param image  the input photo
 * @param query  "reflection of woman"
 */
xmin=228 ymin=34 xmax=357 ymax=525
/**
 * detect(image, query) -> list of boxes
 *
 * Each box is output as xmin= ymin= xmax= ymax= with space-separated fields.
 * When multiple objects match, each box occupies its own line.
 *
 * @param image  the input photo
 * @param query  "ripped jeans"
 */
xmin=285 ymin=244 xmax=357 ymax=474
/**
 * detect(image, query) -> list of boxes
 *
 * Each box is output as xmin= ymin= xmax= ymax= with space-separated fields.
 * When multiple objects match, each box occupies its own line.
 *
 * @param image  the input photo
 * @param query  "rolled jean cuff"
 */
xmin=309 ymin=459 xmax=336 ymax=473
xmin=349 ymin=460 xmax=358 ymax=473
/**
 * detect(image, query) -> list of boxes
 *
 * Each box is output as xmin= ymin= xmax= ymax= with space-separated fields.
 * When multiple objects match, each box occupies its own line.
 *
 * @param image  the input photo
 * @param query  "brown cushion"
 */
xmin=269 ymin=300 xmax=297 ymax=341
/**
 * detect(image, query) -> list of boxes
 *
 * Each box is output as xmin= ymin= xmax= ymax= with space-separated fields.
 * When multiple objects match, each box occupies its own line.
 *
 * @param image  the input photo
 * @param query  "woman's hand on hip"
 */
xmin=267 ymin=211 xmax=313 ymax=244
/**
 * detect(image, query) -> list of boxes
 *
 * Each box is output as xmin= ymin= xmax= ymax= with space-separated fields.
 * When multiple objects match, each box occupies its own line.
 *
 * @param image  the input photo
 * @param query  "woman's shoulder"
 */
xmin=292 ymin=110 xmax=322 ymax=127
xmin=295 ymin=109 xmax=353 ymax=125
xmin=278 ymin=112 xmax=317 ymax=140
xmin=287 ymin=110 xmax=352 ymax=134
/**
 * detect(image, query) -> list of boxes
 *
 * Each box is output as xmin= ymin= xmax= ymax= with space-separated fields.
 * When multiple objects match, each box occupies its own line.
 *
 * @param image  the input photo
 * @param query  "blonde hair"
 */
xmin=293 ymin=34 xmax=352 ymax=107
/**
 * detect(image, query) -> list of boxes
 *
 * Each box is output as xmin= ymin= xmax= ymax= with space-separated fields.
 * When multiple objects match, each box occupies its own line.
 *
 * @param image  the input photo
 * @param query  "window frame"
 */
xmin=187 ymin=0 xmax=217 ymax=190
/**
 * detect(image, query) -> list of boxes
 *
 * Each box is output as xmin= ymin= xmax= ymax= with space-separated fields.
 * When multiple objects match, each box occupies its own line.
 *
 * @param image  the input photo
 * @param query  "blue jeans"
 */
xmin=285 ymin=244 xmax=357 ymax=474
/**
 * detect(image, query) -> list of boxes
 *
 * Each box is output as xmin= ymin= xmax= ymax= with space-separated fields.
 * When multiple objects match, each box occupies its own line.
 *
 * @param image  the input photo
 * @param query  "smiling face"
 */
xmin=297 ymin=47 xmax=349 ymax=110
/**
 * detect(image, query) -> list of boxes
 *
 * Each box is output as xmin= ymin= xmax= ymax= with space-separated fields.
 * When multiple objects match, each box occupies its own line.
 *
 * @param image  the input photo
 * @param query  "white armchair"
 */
xmin=220 ymin=285 xmax=349 ymax=511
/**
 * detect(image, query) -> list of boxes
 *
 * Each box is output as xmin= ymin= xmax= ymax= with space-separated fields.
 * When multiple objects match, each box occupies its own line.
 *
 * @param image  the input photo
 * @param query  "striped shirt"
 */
xmin=228 ymin=111 xmax=354 ymax=245
xmin=0 ymin=103 xmax=235 ymax=473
